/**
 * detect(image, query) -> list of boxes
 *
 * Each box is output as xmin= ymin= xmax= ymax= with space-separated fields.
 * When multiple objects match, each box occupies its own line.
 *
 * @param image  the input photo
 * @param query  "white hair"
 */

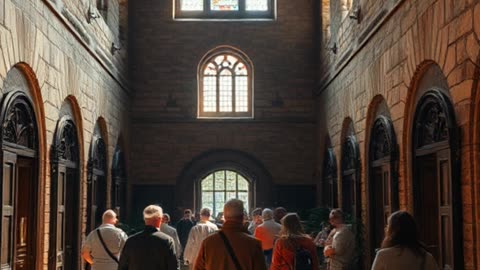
xmin=143 ymin=205 xmax=163 ymax=221
xmin=223 ymin=199 xmax=244 ymax=220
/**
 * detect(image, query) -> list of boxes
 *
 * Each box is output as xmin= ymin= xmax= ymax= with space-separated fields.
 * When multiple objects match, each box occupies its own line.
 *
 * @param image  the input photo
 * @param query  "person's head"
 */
xmin=329 ymin=209 xmax=345 ymax=227
xmin=382 ymin=211 xmax=425 ymax=255
xmin=102 ymin=210 xmax=118 ymax=225
xmin=274 ymin=207 xmax=288 ymax=223
xmin=262 ymin=208 xmax=274 ymax=221
xmin=183 ymin=209 xmax=192 ymax=219
xmin=144 ymin=205 xmax=163 ymax=228
xmin=199 ymin=208 xmax=212 ymax=221
xmin=251 ymin=208 xmax=263 ymax=222
xmin=279 ymin=213 xmax=305 ymax=238
xmin=162 ymin=213 xmax=171 ymax=224
xmin=223 ymin=199 xmax=244 ymax=223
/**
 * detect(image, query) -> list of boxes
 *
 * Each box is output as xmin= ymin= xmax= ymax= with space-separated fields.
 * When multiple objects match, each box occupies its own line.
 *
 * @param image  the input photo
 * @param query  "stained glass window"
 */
xmin=181 ymin=0 xmax=203 ymax=11
xmin=199 ymin=50 xmax=252 ymax=117
xmin=176 ymin=0 xmax=274 ymax=19
xmin=246 ymin=0 xmax=269 ymax=11
xmin=201 ymin=170 xmax=250 ymax=217
xmin=211 ymin=0 xmax=239 ymax=11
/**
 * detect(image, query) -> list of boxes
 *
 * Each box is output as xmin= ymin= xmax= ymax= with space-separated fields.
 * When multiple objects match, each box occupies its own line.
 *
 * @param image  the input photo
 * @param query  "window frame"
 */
xmin=198 ymin=47 xmax=254 ymax=119
xmin=174 ymin=0 xmax=276 ymax=20
xmin=199 ymin=169 xmax=251 ymax=217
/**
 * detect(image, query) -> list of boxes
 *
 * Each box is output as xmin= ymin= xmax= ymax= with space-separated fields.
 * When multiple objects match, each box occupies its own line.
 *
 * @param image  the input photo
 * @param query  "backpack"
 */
xmin=293 ymin=246 xmax=313 ymax=270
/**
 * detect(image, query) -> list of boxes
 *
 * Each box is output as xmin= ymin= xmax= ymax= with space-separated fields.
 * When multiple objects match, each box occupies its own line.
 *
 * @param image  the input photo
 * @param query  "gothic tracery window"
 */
xmin=199 ymin=48 xmax=253 ymax=118
xmin=200 ymin=170 xmax=250 ymax=217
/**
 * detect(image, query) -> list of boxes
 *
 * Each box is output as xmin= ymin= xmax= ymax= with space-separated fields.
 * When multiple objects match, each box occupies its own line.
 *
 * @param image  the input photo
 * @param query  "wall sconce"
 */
xmin=87 ymin=6 xmax=100 ymax=24
xmin=111 ymin=43 xmax=121 ymax=55
xmin=349 ymin=7 xmax=361 ymax=22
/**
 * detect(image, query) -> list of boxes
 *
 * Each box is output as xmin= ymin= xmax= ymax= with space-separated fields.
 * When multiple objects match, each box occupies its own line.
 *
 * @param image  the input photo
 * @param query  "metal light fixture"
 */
xmin=87 ymin=5 xmax=100 ymax=24
xmin=111 ymin=43 xmax=121 ymax=55
xmin=349 ymin=7 xmax=361 ymax=22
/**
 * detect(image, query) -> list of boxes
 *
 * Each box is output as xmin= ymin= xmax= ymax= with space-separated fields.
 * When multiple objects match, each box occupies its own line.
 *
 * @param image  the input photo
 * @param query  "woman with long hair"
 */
xmin=371 ymin=211 xmax=439 ymax=270
xmin=271 ymin=213 xmax=319 ymax=270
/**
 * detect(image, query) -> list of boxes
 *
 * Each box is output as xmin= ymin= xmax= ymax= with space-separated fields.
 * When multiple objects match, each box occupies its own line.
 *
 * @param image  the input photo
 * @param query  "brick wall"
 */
xmin=317 ymin=0 xmax=480 ymax=268
xmin=129 ymin=0 xmax=318 ymax=209
xmin=0 ymin=0 xmax=130 ymax=268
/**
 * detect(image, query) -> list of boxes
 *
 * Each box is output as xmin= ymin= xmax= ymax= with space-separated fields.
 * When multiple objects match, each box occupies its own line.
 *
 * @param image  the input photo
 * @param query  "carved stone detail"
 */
xmin=416 ymin=101 xmax=448 ymax=148
xmin=371 ymin=116 xmax=394 ymax=161
xmin=342 ymin=135 xmax=358 ymax=172
xmin=55 ymin=120 xmax=78 ymax=162
xmin=2 ymin=99 xmax=36 ymax=149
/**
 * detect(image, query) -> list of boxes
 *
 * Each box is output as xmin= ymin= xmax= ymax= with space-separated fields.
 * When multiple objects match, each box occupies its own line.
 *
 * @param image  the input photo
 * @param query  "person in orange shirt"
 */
xmin=254 ymin=208 xmax=281 ymax=268
xmin=271 ymin=213 xmax=319 ymax=270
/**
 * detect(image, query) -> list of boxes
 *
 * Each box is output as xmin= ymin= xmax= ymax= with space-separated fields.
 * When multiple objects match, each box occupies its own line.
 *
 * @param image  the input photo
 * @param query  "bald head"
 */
xmin=102 ymin=210 xmax=117 ymax=225
xmin=223 ymin=199 xmax=244 ymax=222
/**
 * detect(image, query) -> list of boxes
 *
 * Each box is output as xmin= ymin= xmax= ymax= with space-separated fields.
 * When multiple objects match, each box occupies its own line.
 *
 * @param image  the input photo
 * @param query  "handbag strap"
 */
xmin=96 ymin=229 xmax=119 ymax=264
xmin=218 ymin=231 xmax=242 ymax=270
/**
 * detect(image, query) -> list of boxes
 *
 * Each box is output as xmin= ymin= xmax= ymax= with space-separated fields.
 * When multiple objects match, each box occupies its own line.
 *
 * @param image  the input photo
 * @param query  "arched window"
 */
xmin=198 ymin=48 xmax=253 ymax=118
xmin=200 ymin=170 xmax=250 ymax=217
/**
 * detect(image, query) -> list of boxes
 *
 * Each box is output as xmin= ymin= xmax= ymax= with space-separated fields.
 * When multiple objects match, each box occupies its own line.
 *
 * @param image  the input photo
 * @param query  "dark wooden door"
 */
xmin=370 ymin=165 xmax=390 ymax=255
xmin=1 ymin=151 xmax=17 ymax=270
xmin=15 ymin=157 xmax=36 ymax=270
xmin=342 ymin=174 xmax=354 ymax=217
xmin=415 ymin=154 xmax=440 ymax=262
xmin=52 ymin=165 xmax=67 ymax=270
xmin=64 ymin=168 xmax=79 ymax=270
xmin=436 ymin=149 xmax=454 ymax=269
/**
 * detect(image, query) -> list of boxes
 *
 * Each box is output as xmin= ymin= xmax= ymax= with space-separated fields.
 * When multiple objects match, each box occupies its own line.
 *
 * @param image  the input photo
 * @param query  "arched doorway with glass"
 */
xmin=49 ymin=112 xmax=81 ymax=270
xmin=0 ymin=90 xmax=39 ymax=270
xmin=412 ymin=89 xmax=462 ymax=270
xmin=322 ymin=146 xmax=338 ymax=209
xmin=199 ymin=169 xmax=251 ymax=218
xmin=111 ymin=143 xmax=127 ymax=219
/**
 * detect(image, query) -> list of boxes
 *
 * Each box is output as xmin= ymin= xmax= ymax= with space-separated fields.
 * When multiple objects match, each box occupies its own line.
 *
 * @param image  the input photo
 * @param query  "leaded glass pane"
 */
xmin=211 ymin=0 xmax=239 ymax=11
xmin=203 ymin=76 xmax=217 ymax=112
xmin=238 ymin=192 xmax=249 ymax=210
xmin=202 ymin=192 xmax=213 ymax=209
xmin=204 ymin=63 xmax=217 ymax=75
xmin=226 ymin=192 xmax=237 ymax=201
xmin=219 ymin=70 xmax=233 ymax=112
xmin=202 ymin=175 xmax=214 ymax=190
xmin=238 ymin=176 xmax=248 ymax=190
xmin=226 ymin=171 xmax=236 ymax=190
xmin=214 ymin=171 xmax=225 ymax=190
xmin=235 ymin=76 xmax=248 ymax=112
xmin=235 ymin=62 xmax=248 ymax=76
xmin=181 ymin=0 xmax=203 ymax=11
xmin=246 ymin=0 xmax=268 ymax=11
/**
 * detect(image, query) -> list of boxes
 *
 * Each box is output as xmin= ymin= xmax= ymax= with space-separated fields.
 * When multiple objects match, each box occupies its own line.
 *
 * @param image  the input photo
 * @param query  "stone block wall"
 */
xmin=317 ymin=0 xmax=480 ymax=268
xmin=0 ymin=0 xmax=130 ymax=268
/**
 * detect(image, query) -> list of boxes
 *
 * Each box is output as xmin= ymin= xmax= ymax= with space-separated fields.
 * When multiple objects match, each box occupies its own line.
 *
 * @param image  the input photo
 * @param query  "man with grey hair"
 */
xmin=82 ymin=210 xmax=127 ymax=270
xmin=194 ymin=199 xmax=267 ymax=270
xmin=254 ymin=208 xmax=282 ymax=268
xmin=160 ymin=214 xmax=182 ymax=260
xmin=118 ymin=205 xmax=179 ymax=270
xmin=184 ymin=208 xmax=218 ymax=269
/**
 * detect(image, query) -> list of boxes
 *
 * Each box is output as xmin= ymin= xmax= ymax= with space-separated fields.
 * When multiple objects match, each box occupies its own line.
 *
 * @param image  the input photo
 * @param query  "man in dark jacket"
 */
xmin=118 ymin=205 xmax=179 ymax=270
xmin=176 ymin=209 xmax=195 ymax=261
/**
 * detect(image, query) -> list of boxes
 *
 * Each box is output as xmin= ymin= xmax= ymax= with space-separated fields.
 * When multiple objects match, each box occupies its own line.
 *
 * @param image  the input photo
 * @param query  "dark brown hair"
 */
xmin=381 ymin=211 xmax=427 ymax=257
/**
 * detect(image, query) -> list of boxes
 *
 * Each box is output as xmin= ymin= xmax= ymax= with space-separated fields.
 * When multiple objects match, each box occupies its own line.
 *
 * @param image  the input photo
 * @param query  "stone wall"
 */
xmin=129 ymin=0 xmax=318 ymax=213
xmin=0 ymin=0 xmax=130 ymax=268
xmin=317 ymin=0 xmax=480 ymax=268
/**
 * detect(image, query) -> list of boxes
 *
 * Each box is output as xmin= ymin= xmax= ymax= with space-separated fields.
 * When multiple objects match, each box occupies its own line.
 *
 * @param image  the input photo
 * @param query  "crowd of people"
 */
xmin=81 ymin=201 xmax=440 ymax=270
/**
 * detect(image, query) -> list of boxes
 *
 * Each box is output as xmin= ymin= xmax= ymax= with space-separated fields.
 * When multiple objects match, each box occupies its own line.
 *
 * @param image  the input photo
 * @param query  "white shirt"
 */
xmin=183 ymin=220 xmax=218 ymax=264
xmin=372 ymin=246 xmax=439 ymax=270
xmin=82 ymin=224 xmax=128 ymax=270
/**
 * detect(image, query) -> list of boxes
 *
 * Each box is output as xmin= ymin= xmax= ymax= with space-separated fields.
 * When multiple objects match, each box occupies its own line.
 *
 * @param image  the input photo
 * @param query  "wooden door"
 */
xmin=436 ymin=149 xmax=454 ymax=269
xmin=342 ymin=174 xmax=354 ymax=217
xmin=1 ymin=151 xmax=16 ymax=270
xmin=64 ymin=168 xmax=79 ymax=270
xmin=370 ymin=165 xmax=391 ymax=256
xmin=52 ymin=164 xmax=66 ymax=270
xmin=415 ymin=154 xmax=440 ymax=262
xmin=15 ymin=157 xmax=36 ymax=270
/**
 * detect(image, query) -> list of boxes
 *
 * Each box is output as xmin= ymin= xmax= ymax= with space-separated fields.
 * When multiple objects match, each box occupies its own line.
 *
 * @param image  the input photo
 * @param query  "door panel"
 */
xmin=1 ymin=151 xmax=16 ymax=270
xmin=15 ymin=157 xmax=36 ymax=270
xmin=437 ymin=150 xmax=454 ymax=269
xmin=64 ymin=168 xmax=79 ymax=270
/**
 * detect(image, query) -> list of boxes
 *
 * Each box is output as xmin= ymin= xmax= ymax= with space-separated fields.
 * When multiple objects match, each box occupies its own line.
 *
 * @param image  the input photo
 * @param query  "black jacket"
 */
xmin=118 ymin=226 xmax=179 ymax=270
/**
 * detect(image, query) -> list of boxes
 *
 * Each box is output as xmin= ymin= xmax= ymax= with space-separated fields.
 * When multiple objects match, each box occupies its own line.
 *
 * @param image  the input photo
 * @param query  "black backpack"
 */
xmin=294 ymin=246 xmax=313 ymax=270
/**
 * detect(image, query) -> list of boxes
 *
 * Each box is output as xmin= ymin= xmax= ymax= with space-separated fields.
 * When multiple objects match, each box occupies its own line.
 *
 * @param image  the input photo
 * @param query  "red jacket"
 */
xmin=271 ymin=236 xmax=320 ymax=270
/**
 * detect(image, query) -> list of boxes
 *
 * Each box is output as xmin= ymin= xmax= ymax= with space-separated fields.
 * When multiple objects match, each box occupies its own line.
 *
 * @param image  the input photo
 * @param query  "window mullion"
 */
xmin=232 ymin=72 xmax=236 ymax=113
xmin=239 ymin=0 xmax=246 ymax=13
xmin=205 ymin=0 xmax=210 ymax=12
xmin=216 ymin=74 xmax=220 ymax=113
xmin=224 ymin=170 xmax=227 ymax=202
